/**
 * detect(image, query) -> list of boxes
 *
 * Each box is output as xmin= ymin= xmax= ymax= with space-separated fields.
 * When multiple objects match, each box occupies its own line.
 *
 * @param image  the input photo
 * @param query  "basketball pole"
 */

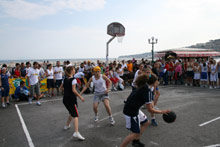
xmin=106 ymin=36 xmax=116 ymax=76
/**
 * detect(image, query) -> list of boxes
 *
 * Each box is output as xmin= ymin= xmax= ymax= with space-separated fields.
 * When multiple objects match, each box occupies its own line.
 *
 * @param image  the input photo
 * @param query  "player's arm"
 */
xmin=146 ymin=103 xmax=170 ymax=114
xmin=72 ymin=84 xmax=85 ymax=102
xmin=80 ymin=77 xmax=92 ymax=95
xmin=102 ymin=75 xmax=112 ymax=93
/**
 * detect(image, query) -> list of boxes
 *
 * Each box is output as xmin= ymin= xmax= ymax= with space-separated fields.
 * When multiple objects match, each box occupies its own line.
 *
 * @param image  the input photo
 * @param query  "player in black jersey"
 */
xmin=120 ymin=74 xmax=170 ymax=147
xmin=60 ymin=66 xmax=85 ymax=141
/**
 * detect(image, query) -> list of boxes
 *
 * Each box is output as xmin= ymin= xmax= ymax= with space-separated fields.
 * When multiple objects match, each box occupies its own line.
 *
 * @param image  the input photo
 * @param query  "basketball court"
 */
xmin=0 ymin=86 xmax=220 ymax=147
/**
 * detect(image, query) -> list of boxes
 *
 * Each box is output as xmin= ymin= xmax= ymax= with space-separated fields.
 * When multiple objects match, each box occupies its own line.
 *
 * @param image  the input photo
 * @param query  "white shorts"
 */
xmin=125 ymin=110 xmax=148 ymax=133
xmin=194 ymin=73 xmax=200 ymax=80
xmin=210 ymin=73 xmax=218 ymax=82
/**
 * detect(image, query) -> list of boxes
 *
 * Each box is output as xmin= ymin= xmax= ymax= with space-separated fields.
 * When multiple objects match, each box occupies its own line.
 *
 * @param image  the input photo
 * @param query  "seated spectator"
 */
xmin=74 ymin=71 xmax=86 ymax=91
xmin=14 ymin=81 xmax=29 ymax=101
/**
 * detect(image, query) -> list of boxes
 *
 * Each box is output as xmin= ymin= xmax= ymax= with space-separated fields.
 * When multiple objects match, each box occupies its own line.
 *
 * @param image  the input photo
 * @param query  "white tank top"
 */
xmin=211 ymin=65 xmax=216 ymax=72
xmin=47 ymin=69 xmax=54 ymax=79
xmin=132 ymin=70 xmax=140 ymax=87
xmin=194 ymin=66 xmax=200 ymax=74
xmin=201 ymin=65 xmax=208 ymax=72
xmin=92 ymin=75 xmax=107 ymax=93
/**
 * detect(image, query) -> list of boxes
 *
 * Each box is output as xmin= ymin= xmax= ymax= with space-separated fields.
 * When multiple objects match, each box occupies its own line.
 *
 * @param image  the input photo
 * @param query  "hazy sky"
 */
xmin=0 ymin=0 xmax=220 ymax=60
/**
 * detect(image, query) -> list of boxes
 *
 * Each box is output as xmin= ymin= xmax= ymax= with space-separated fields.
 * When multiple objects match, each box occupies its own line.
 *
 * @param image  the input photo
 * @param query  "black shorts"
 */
xmin=186 ymin=71 xmax=194 ymax=78
xmin=55 ymin=80 xmax=62 ymax=88
xmin=47 ymin=79 xmax=55 ymax=88
xmin=218 ymin=73 xmax=220 ymax=79
xmin=63 ymin=99 xmax=78 ymax=117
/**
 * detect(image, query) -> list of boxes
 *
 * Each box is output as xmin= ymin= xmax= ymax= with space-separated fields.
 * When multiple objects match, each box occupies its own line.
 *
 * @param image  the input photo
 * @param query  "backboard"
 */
xmin=107 ymin=22 xmax=125 ymax=37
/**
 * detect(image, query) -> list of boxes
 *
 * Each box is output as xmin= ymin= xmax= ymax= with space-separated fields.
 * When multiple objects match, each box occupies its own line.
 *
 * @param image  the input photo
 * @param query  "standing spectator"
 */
xmin=217 ymin=61 xmax=220 ymax=88
xmin=127 ymin=60 xmax=133 ymax=85
xmin=209 ymin=60 xmax=218 ymax=89
xmin=174 ymin=62 xmax=183 ymax=84
xmin=78 ymin=63 xmax=85 ymax=73
xmin=200 ymin=61 xmax=208 ymax=88
xmin=1 ymin=67 xmax=10 ymax=108
xmin=20 ymin=62 xmax=26 ymax=78
xmin=186 ymin=59 xmax=194 ymax=86
xmin=26 ymin=62 xmax=31 ymax=76
xmin=27 ymin=62 xmax=41 ymax=105
xmin=46 ymin=64 xmax=55 ymax=97
xmin=193 ymin=62 xmax=200 ymax=87
xmin=12 ymin=63 xmax=21 ymax=78
xmin=168 ymin=60 xmax=174 ymax=84
xmin=54 ymin=61 xmax=63 ymax=95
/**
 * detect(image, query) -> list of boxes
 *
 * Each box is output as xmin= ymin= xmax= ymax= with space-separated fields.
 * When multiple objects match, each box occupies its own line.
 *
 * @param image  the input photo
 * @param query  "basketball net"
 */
xmin=116 ymin=34 xmax=124 ymax=43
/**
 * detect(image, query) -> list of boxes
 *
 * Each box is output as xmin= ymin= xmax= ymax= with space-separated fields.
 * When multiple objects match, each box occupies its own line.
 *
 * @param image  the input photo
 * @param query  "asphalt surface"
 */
xmin=0 ymin=85 xmax=220 ymax=147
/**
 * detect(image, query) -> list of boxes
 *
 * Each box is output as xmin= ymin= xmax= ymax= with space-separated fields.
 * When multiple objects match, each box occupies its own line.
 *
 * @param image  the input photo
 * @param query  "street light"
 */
xmin=148 ymin=37 xmax=158 ymax=63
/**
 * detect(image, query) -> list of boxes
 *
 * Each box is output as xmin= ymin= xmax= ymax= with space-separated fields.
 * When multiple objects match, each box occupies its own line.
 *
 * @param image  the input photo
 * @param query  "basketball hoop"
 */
xmin=116 ymin=34 xmax=124 ymax=43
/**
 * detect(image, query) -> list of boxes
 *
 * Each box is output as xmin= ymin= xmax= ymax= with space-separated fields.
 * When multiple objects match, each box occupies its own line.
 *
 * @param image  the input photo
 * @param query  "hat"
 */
xmin=93 ymin=66 xmax=101 ymax=72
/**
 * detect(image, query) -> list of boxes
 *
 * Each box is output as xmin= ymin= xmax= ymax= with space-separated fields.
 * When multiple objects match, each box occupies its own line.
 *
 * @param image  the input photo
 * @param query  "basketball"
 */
xmin=162 ymin=111 xmax=176 ymax=123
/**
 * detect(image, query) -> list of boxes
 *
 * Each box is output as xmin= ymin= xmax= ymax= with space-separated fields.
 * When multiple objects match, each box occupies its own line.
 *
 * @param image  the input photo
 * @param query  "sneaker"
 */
xmin=151 ymin=119 xmax=158 ymax=126
xmin=6 ymin=102 xmax=11 ymax=106
xmin=36 ymin=101 xmax=41 ymax=106
xmin=28 ymin=98 xmax=32 ymax=104
xmin=63 ymin=125 xmax=71 ymax=130
xmin=113 ymin=87 xmax=117 ymax=91
xmin=94 ymin=115 xmax=99 ymax=122
xmin=132 ymin=139 xmax=145 ymax=147
xmin=190 ymin=83 xmax=193 ymax=86
xmin=73 ymin=132 xmax=85 ymax=141
xmin=185 ymin=83 xmax=188 ymax=87
xmin=109 ymin=116 xmax=115 ymax=125
xmin=2 ymin=103 xmax=6 ymax=108
xmin=209 ymin=86 xmax=213 ymax=89
xmin=214 ymin=86 xmax=217 ymax=89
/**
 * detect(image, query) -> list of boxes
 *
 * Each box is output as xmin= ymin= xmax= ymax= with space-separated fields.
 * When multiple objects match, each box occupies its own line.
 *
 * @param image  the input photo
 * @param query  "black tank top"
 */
xmin=63 ymin=77 xmax=77 ymax=102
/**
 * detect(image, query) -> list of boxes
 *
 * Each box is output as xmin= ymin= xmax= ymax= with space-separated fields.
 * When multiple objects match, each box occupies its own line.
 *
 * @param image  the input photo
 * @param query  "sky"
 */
xmin=0 ymin=0 xmax=220 ymax=60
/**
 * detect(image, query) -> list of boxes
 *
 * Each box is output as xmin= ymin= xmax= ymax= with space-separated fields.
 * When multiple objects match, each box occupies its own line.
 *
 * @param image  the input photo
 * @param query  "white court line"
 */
xmin=199 ymin=117 xmax=220 ymax=127
xmin=204 ymin=144 xmax=220 ymax=147
xmin=17 ymin=89 xmax=132 ymax=106
xmin=15 ymin=104 xmax=35 ymax=147
xmin=99 ymin=111 xmax=122 ymax=122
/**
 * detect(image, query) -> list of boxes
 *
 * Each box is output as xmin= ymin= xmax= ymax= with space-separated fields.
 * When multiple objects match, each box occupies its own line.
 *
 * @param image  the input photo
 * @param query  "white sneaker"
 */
xmin=190 ymin=84 xmax=193 ymax=86
xmin=209 ymin=86 xmax=213 ymax=89
xmin=64 ymin=125 xmax=71 ymax=130
xmin=2 ymin=102 xmax=6 ymax=108
xmin=73 ymin=132 xmax=85 ymax=141
xmin=28 ymin=98 xmax=32 ymax=104
xmin=185 ymin=83 xmax=188 ymax=87
xmin=36 ymin=101 xmax=41 ymax=106
xmin=214 ymin=86 xmax=217 ymax=89
xmin=113 ymin=87 xmax=117 ymax=91
xmin=109 ymin=116 xmax=115 ymax=125
xmin=94 ymin=115 xmax=99 ymax=122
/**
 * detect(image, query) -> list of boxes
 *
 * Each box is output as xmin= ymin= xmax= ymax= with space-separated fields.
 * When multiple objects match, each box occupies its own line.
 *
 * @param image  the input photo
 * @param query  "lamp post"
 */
xmin=148 ymin=37 xmax=158 ymax=63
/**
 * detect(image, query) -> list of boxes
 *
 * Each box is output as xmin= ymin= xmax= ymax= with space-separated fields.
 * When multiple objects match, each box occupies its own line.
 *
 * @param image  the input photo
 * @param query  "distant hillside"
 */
xmin=188 ymin=39 xmax=220 ymax=50
xmin=118 ymin=38 xmax=220 ymax=58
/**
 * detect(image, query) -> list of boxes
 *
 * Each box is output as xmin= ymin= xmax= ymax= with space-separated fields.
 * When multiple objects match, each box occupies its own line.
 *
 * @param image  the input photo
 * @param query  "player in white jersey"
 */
xmin=80 ymin=66 xmax=115 ymax=125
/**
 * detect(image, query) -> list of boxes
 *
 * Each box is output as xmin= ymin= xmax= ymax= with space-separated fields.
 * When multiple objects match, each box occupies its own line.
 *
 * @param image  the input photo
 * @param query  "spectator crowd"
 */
xmin=1 ymin=57 xmax=220 ymax=108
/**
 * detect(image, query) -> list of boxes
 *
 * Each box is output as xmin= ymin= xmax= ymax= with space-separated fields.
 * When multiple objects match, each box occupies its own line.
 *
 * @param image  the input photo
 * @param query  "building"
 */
xmin=155 ymin=48 xmax=220 ymax=59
